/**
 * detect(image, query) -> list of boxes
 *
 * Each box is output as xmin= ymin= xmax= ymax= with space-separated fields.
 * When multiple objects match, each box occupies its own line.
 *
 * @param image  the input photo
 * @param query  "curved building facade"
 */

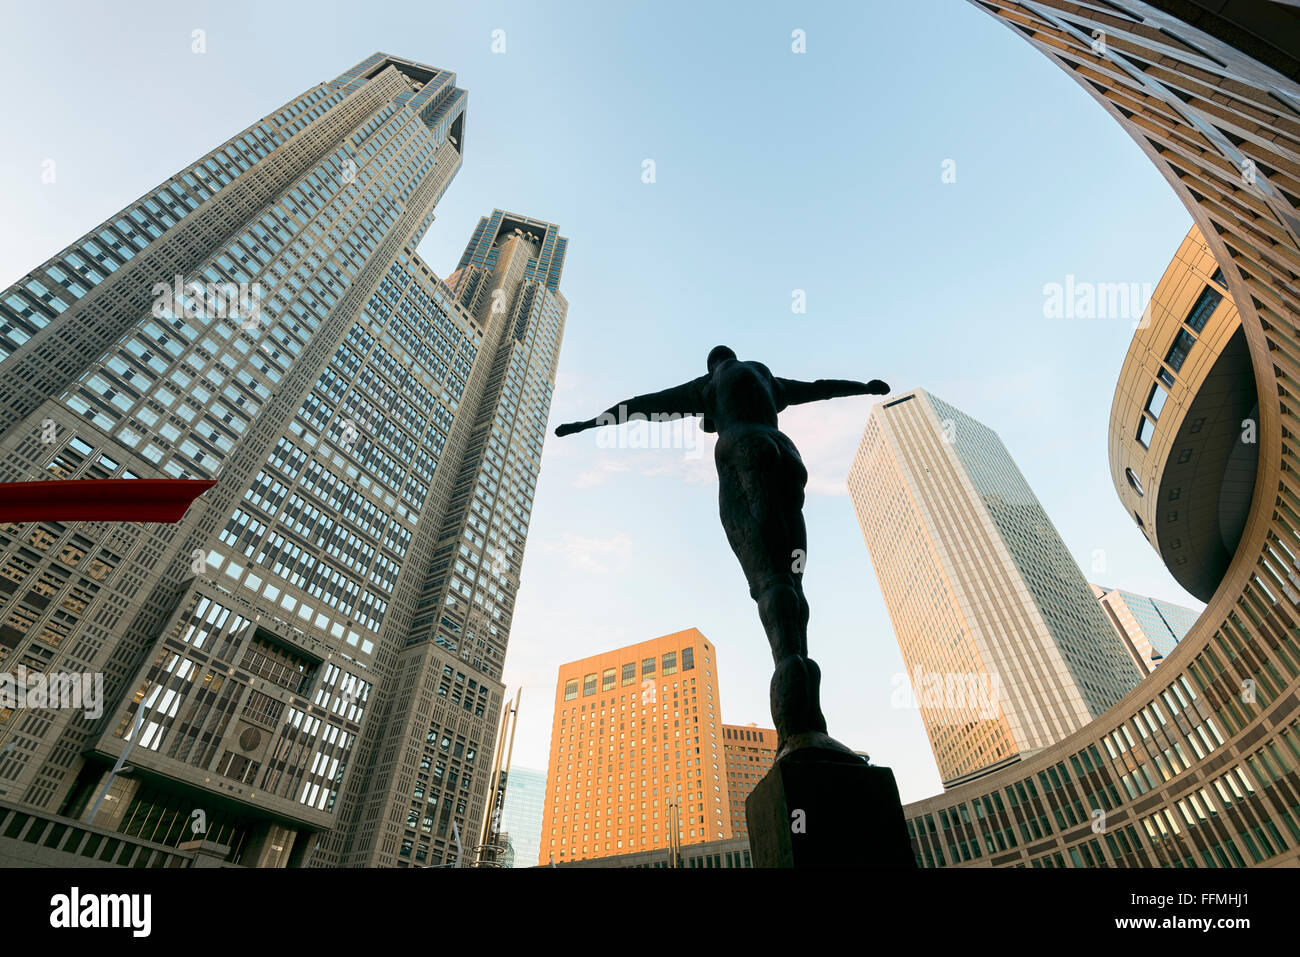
xmin=896 ymin=2 xmax=1300 ymax=867
xmin=1110 ymin=225 xmax=1257 ymax=603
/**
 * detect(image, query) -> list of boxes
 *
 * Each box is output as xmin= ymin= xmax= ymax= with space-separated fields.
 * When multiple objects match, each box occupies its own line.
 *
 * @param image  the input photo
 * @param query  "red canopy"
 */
xmin=0 ymin=479 xmax=217 ymax=523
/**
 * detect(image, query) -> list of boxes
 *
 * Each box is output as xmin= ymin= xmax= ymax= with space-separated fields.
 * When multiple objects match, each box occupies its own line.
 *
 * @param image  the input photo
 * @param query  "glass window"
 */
xmin=621 ymin=663 xmax=636 ymax=686
xmin=662 ymin=652 xmax=677 ymax=676
xmin=564 ymin=678 xmax=578 ymax=701
xmin=582 ymin=673 xmax=597 ymax=697
xmin=1126 ymin=468 xmax=1144 ymax=496
xmin=642 ymin=657 xmax=655 ymax=677
xmin=1145 ymin=383 xmax=1168 ymax=420
xmin=1164 ymin=329 xmax=1195 ymax=374
xmin=1137 ymin=416 xmax=1152 ymax=449
xmin=682 ymin=647 xmax=694 ymax=671
xmin=1185 ymin=286 xmax=1222 ymax=333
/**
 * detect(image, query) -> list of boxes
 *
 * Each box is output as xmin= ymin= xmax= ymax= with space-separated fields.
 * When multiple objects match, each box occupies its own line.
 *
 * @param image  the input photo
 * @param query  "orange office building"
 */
xmin=539 ymin=629 xmax=732 ymax=865
xmin=722 ymin=723 xmax=777 ymax=840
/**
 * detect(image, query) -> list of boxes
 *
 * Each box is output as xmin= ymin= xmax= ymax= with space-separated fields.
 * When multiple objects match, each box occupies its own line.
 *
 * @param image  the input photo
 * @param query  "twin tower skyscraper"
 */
xmin=0 ymin=53 xmax=566 ymax=867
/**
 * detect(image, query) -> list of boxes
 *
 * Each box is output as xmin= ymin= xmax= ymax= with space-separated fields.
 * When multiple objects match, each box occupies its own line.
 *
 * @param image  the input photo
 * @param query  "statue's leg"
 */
xmin=756 ymin=576 xmax=807 ymax=663
xmin=718 ymin=430 xmax=852 ymax=758
xmin=715 ymin=429 xmax=805 ymax=662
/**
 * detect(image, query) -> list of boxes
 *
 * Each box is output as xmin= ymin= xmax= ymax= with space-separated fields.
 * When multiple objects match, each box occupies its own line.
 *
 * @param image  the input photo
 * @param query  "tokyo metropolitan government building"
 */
xmin=0 ymin=53 xmax=568 ymax=868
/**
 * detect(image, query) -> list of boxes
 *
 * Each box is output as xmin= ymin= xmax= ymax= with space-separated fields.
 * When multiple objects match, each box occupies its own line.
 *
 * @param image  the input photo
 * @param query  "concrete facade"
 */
xmin=550 ymin=834 xmax=752 ymax=869
xmin=0 ymin=54 xmax=567 ymax=869
xmin=539 ymin=630 xmax=730 ymax=864
xmin=1109 ymin=226 xmax=1257 ymax=602
xmin=722 ymin=722 xmax=776 ymax=841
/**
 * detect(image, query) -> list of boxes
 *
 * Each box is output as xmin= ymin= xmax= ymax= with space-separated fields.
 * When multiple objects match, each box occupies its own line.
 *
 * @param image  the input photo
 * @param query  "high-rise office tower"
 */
xmin=1092 ymin=584 xmax=1200 ymax=675
xmin=721 ymin=722 xmax=776 ymax=840
xmin=498 ymin=765 xmax=547 ymax=868
xmin=849 ymin=389 xmax=1143 ymax=788
xmin=0 ymin=52 xmax=567 ymax=868
xmin=322 ymin=209 xmax=567 ymax=868
xmin=539 ymin=629 xmax=730 ymax=865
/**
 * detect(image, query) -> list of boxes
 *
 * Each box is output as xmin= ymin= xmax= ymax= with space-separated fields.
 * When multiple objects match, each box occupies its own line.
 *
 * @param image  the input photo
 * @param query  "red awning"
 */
xmin=0 ymin=479 xmax=217 ymax=523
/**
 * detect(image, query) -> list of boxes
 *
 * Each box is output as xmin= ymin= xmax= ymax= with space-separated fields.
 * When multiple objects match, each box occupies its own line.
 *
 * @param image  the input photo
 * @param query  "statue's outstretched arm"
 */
xmin=554 ymin=377 xmax=708 ymax=437
xmin=776 ymin=377 xmax=890 ymax=408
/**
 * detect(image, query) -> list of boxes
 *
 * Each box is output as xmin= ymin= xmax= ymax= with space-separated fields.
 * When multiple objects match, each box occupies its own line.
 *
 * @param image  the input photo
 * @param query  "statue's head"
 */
xmin=707 ymin=345 xmax=736 ymax=374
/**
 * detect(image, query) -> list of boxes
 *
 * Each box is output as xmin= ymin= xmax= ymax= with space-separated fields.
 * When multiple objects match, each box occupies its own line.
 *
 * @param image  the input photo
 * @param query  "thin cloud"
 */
xmin=573 ymin=457 xmax=632 ymax=488
xmin=779 ymin=397 xmax=877 ymax=497
xmin=534 ymin=531 xmax=633 ymax=572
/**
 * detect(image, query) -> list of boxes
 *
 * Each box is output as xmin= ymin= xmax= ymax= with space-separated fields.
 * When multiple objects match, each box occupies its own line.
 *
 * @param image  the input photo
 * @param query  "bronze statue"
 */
xmin=555 ymin=345 xmax=889 ymax=761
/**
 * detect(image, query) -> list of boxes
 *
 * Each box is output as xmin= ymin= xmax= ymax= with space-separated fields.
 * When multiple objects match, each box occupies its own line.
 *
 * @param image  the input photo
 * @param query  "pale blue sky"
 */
xmin=0 ymin=0 xmax=1199 ymax=802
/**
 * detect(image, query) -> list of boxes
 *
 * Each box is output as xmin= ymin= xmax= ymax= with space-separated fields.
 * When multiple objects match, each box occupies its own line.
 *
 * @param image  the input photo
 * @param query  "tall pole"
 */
xmin=479 ymin=687 xmax=522 ymax=865
xmin=501 ymin=688 xmax=522 ymax=797
xmin=668 ymin=802 xmax=682 ymax=868
xmin=86 ymin=703 xmax=148 ymax=824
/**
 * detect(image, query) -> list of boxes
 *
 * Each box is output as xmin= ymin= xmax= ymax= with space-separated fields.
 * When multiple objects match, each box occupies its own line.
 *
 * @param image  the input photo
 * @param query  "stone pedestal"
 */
xmin=746 ymin=753 xmax=915 ymax=868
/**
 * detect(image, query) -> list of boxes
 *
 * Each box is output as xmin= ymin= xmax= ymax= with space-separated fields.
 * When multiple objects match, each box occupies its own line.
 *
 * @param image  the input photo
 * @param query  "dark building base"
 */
xmin=746 ymin=751 xmax=916 ymax=868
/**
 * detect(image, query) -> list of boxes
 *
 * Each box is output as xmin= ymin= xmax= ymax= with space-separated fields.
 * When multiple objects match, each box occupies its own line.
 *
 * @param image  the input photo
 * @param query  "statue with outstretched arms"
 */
xmin=555 ymin=345 xmax=889 ymax=761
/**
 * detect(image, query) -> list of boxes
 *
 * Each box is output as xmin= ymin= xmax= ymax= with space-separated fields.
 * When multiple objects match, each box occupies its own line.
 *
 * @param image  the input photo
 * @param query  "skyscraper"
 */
xmin=498 ymin=765 xmax=546 ymax=868
xmin=722 ymin=722 xmax=776 ymax=841
xmin=1092 ymin=584 xmax=1200 ymax=674
xmin=849 ymin=389 xmax=1142 ymax=787
xmin=322 ymin=209 xmax=567 ymax=868
xmin=0 ymin=53 xmax=568 ymax=868
xmin=539 ymin=629 xmax=730 ymax=865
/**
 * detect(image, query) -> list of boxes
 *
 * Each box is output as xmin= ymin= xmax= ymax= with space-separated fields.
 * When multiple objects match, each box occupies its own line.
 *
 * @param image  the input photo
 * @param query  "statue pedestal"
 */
xmin=745 ymin=752 xmax=916 ymax=868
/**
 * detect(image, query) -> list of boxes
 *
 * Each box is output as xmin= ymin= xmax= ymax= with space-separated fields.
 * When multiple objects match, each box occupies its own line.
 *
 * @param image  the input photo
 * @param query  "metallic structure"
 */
xmin=477 ymin=687 xmax=521 ymax=867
